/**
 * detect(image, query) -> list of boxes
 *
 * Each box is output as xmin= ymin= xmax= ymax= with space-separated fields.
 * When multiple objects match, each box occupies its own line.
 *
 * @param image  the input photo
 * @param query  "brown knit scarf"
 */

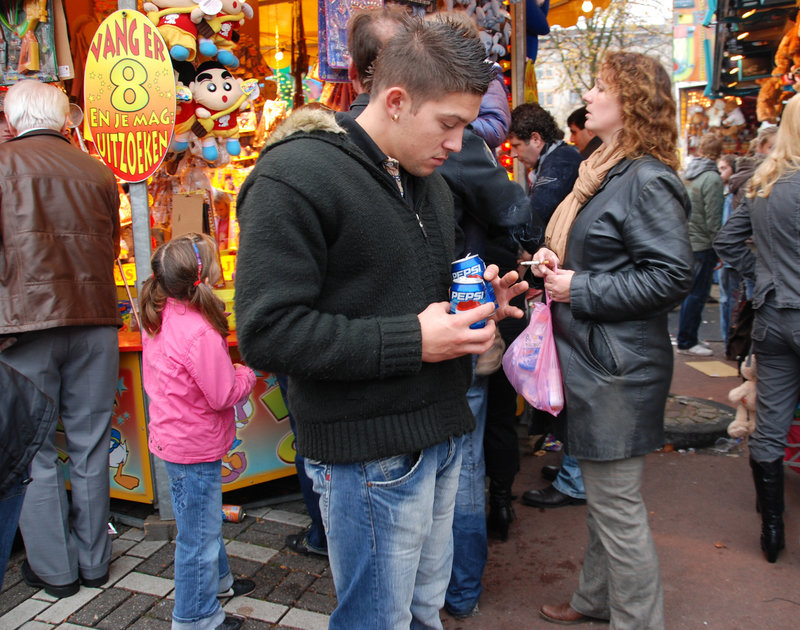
xmin=544 ymin=141 xmax=627 ymax=261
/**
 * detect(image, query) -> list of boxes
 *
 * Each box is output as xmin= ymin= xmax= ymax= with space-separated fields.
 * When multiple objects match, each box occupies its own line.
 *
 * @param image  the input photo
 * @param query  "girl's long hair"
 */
xmin=749 ymin=94 xmax=800 ymax=198
xmin=601 ymin=51 xmax=680 ymax=172
xmin=140 ymin=233 xmax=229 ymax=337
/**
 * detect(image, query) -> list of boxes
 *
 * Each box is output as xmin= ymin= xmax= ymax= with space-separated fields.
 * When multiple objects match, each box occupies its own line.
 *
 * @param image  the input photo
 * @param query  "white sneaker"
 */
xmin=677 ymin=344 xmax=713 ymax=356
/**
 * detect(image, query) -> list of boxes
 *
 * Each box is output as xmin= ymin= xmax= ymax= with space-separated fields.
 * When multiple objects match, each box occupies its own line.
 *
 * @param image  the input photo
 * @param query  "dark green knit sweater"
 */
xmin=234 ymin=108 xmax=473 ymax=464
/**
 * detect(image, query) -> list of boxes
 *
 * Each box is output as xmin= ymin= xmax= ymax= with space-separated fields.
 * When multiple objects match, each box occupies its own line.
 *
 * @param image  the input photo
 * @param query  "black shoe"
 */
xmin=216 ymin=614 xmax=245 ymax=630
xmin=751 ymin=458 xmax=785 ymax=563
xmin=541 ymin=465 xmax=560 ymax=482
xmin=218 ymin=578 xmax=256 ymax=598
xmin=80 ymin=571 xmax=109 ymax=588
xmin=21 ymin=560 xmax=80 ymax=598
xmin=444 ymin=601 xmax=479 ymax=619
xmin=521 ymin=485 xmax=586 ymax=508
xmin=285 ymin=530 xmax=328 ymax=557
xmin=487 ymin=480 xmax=515 ymax=542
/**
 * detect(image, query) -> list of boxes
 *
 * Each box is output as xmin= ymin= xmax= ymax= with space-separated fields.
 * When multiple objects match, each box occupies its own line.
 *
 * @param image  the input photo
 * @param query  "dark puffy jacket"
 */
xmin=0 ymin=357 xmax=58 ymax=496
xmin=437 ymin=129 xmax=542 ymax=260
xmin=554 ymin=156 xmax=693 ymax=460
xmin=0 ymin=130 xmax=121 ymax=335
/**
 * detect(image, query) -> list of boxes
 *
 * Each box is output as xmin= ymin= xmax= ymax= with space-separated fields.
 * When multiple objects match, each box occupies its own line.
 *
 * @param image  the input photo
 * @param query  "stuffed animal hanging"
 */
xmin=756 ymin=13 xmax=800 ymax=123
xmin=727 ymin=354 xmax=757 ymax=438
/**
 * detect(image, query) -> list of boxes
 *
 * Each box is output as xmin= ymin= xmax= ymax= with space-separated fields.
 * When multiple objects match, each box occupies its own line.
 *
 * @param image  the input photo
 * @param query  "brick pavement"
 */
xmin=0 ymin=502 xmax=334 ymax=630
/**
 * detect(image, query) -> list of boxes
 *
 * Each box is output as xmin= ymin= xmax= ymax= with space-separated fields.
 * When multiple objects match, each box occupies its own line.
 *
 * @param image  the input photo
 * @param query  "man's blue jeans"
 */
xmin=553 ymin=454 xmax=586 ymax=500
xmin=163 ymin=459 xmax=233 ymax=630
xmin=446 ymin=370 xmax=488 ymax=616
xmin=677 ymin=249 xmax=718 ymax=349
xmin=0 ymin=474 xmax=27 ymax=585
xmin=306 ymin=436 xmax=463 ymax=630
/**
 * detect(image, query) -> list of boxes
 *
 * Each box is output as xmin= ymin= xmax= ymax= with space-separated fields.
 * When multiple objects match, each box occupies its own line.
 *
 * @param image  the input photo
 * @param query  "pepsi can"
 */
xmin=450 ymin=276 xmax=488 ymax=329
xmin=450 ymin=254 xmax=497 ymax=307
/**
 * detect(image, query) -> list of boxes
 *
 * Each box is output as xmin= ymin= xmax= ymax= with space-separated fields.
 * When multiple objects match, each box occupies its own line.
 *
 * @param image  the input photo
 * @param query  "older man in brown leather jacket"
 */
xmin=0 ymin=80 xmax=121 ymax=598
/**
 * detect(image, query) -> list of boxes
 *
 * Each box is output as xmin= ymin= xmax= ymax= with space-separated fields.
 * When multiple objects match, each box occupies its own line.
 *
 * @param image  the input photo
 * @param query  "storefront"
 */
xmin=1 ymin=0 xmax=533 ymax=517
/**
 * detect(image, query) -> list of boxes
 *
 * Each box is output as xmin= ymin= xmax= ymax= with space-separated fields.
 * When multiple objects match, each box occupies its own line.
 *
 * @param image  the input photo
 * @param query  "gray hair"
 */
xmin=4 ymin=80 xmax=69 ymax=134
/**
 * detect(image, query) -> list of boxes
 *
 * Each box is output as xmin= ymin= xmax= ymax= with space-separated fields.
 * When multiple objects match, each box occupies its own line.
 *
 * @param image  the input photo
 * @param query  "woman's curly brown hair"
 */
xmin=601 ymin=51 xmax=679 ymax=172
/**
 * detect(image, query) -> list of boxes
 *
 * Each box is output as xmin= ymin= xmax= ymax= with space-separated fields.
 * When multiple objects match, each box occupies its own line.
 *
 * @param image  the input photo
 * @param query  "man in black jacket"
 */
xmin=235 ymin=22 xmax=527 ymax=629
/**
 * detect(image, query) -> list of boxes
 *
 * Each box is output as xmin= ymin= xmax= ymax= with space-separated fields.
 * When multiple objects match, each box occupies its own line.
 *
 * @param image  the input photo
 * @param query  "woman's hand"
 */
xmin=528 ymin=247 xmax=560 ymax=278
xmin=543 ymin=267 xmax=574 ymax=303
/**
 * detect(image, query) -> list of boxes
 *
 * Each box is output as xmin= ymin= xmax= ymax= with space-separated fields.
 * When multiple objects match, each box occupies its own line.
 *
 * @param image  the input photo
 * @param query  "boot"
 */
xmin=750 ymin=458 xmax=785 ymax=563
xmin=487 ymin=479 xmax=515 ymax=542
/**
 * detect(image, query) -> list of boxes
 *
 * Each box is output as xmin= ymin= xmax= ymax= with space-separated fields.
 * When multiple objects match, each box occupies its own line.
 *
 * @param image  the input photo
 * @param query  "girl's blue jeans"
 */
xmin=163 ymin=459 xmax=234 ymax=630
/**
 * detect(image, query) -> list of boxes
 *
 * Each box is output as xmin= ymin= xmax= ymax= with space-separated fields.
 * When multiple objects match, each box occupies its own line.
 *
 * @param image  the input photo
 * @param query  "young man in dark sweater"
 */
xmin=235 ymin=20 xmax=527 ymax=630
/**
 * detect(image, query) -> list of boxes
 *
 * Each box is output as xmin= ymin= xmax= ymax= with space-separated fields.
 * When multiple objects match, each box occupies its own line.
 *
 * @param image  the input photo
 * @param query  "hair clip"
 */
xmin=191 ymin=241 xmax=203 ymax=287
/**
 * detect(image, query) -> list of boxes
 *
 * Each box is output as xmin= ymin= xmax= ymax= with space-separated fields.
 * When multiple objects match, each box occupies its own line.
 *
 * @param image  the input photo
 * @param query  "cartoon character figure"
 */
xmin=205 ymin=0 xmax=254 ymax=68
xmin=143 ymin=0 xmax=220 ymax=62
xmin=221 ymin=395 xmax=252 ymax=484
xmin=109 ymin=428 xmax=140 ymax=490
xmin=171 ymin=61 xmax=197 ymax=153
xmin=190 ymin=61 xmax=258 ymax=161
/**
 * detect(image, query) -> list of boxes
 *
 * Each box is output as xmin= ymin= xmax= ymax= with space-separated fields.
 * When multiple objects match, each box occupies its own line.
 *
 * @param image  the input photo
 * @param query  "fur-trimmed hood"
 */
xmin=265 ymin=107 xmax=346 ymax=147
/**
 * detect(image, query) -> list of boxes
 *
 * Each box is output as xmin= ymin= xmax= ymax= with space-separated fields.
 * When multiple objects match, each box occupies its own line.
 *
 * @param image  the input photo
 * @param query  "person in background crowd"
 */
xmin=716 ymin=153 xmax=738 ymax=346
xmin=714 ymin=93 xmax=800 ymax=564
xmin=0 ymin=360 xmax=58 ymax=586
xmin=433 ymin=15 xmax=542 ymax=620
xmin=531 ymin=51 xmax=693 ymax=627
xmin=676 ymin=132 xmax=724 ymax=357
xmin=521 ymin=105 xmax=605 ymax=511
xmin=278 ymin=372 xmax=328 ymax=557
xmin=0 ymin=79 xmax=121 ymax=598
xmin=507 ymin=102 xmax=582 ymax=226
xmin=567 ymin=106 xmax=602 ymax=159
xmin=728 ymin=125 xmax=777 ymax=215
xmin=234 ymin=21 xmax=527 ymax=629
xmin=482 ymin=103 xmax=581 ymax=535
xmin=346 ymin=5 xmax=412 ymax=118
xmin=140 ymin=234 xmax=256 ymax=630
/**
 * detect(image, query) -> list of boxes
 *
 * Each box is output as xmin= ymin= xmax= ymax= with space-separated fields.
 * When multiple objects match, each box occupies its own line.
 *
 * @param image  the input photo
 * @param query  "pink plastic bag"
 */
xmin=502 ymin=293 xmax=564 ymax=416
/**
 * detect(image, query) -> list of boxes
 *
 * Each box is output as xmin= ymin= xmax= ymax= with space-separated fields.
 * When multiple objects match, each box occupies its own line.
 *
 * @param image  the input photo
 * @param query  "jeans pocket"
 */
xmin=364 ymin=450 xmax=423 ymax=488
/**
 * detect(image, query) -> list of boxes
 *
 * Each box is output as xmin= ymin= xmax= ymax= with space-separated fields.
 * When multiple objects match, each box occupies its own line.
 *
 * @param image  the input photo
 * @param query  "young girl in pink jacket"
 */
xmin=140 ymin=233 xmax=255 ymax=630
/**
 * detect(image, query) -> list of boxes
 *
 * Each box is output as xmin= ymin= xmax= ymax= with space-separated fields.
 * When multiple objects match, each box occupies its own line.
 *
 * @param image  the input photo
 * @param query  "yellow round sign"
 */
xmin=84 ymin=10 xmax=176 ymax=182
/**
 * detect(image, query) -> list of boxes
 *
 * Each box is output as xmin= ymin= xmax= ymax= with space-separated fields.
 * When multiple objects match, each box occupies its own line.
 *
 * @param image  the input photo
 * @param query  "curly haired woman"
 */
xmin=529 ymin=52 xmax=694 ymax=628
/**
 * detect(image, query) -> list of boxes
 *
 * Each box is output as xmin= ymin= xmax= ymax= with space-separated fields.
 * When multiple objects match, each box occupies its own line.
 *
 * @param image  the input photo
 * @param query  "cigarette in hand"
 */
xmin=519 ymin=259 xmax=553 ymax=267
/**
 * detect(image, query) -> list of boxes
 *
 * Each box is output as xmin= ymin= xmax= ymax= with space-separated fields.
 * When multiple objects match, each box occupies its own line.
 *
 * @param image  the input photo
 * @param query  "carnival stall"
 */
xmin=1 ymin=0 xmax=528 ymax=516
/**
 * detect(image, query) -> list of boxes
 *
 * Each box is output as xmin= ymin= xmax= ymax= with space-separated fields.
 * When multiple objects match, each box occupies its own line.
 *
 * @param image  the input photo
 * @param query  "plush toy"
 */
xmin=756 ymin=14 xmax=800 ymax=123
xmin=190 ymin=60 xmax=259 ymax=162
xmin=143 ymin=0 xmax=221 ymax=62
xmin=727 ymin=354 xmax=757 ymax=438
xmin=205 ymin=0 xmax=254 ymax=68
xmin=706 ymin=100 xmax=725 ymax=128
